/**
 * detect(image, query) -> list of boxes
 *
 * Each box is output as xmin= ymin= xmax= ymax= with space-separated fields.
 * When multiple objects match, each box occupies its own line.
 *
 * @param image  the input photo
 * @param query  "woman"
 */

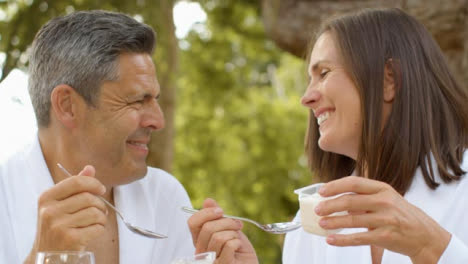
xmin=187 ymin=8 xmax=468 ymax=264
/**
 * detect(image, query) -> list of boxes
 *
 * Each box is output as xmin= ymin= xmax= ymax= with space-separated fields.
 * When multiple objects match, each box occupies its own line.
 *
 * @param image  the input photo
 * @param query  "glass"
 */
xmin=294 ymin=183 xmax=348 ymax=236
xmin=171 ymin=252 xmax=216 ymax=264
xmin=35 ymin=251 xmax=95 ymax=264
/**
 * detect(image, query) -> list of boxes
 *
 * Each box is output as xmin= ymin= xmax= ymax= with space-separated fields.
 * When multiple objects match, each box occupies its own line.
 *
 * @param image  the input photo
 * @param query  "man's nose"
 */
xmin=142 ymin=99 xmax=165 ymax=131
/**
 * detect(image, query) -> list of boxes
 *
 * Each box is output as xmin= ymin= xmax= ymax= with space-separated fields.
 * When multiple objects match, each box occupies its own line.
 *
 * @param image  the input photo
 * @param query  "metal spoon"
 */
xmin=57 ymin=163 xmax=167 ymax=239
xmin=181 ymin=206 xmax=301 ymax=234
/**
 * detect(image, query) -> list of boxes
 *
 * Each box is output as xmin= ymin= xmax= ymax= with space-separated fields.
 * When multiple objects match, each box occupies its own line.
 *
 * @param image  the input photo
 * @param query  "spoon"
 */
xmin=57 ymin=163 xmax=167 ymax=239
xmin=181 ymin=206 xmax=301 ymax=234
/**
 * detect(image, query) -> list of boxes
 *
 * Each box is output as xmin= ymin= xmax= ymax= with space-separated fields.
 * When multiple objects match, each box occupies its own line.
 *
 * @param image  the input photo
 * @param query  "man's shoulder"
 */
xmin=134 ymin=167 xmax=189 ymax=198
xmin=0 ymin=145 xmax=29 ymax=176
xmin=145 ymin=166 xmax=173 ymax=178
xmin=145 ymin=167 xmax=181 ymax=185
xmin=117 ymin=167 xmax=191 ymax=216
xmin=0 ymin=137 xmax=36 ymax=171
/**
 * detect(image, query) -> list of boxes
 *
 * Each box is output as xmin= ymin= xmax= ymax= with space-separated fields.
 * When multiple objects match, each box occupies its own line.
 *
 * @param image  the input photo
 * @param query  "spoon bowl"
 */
xmin=93 ymin=193 xmax=168 ymax=239
xmin=57 ymin=163 xmax=167 ymax=239
xmin=181 ymin=206 xmax=301 ymax=234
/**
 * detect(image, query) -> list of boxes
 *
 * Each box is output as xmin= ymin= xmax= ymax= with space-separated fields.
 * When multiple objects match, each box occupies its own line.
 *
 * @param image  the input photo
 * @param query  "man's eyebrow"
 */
xmin=128 ymin=92 xmax=159 ymax=101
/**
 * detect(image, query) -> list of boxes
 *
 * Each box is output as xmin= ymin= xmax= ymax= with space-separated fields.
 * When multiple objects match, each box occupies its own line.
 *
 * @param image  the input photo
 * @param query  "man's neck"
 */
xmin=38 ymin=128 xmax=69 ymax=184
xmin=38 ymin=128 xmax=114 ymax=203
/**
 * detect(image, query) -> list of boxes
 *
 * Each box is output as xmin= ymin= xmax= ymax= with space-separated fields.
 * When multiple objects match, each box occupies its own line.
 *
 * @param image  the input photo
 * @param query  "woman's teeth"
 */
xmin=317 ymin=112 xmax=330 ymax=126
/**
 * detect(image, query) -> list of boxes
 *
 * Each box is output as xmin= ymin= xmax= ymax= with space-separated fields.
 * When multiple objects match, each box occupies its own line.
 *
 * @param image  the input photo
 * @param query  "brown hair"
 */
xmin=305 ymin=8 xmax=468 ymax=194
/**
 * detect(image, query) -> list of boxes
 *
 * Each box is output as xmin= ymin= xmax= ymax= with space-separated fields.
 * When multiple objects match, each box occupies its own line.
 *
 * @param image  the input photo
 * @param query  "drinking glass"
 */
xmin=35 ymin=251 xmax=95 ymax=264
xmin=170 ymin=251 xmax=216 ymax=264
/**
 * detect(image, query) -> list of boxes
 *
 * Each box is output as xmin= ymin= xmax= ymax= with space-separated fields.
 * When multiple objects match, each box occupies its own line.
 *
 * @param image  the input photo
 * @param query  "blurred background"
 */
xmin=0 ymin=0 xmax=466 ymax=262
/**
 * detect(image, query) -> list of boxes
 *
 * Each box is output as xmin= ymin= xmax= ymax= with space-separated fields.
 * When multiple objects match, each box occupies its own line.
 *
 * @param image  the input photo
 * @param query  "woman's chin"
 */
xmin=318 ymin=137 xmax=332 ymax=152
xmin=318 ymin=137 xmax=344 ymax=155
xmin=318 ymin=139 xmax=357 ymax=160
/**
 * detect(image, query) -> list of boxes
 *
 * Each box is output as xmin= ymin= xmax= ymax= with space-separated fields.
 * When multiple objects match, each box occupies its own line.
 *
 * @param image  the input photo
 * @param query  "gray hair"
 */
xmin=28 ymin=10 xmax=156 ymax=127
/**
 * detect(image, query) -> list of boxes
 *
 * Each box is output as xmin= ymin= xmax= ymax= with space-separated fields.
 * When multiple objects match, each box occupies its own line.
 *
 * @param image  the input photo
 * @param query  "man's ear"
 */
xmin=50 ymin=84 xmax=79 ymax=129
xmin=383 ymin=59 xmax=396 ymax=103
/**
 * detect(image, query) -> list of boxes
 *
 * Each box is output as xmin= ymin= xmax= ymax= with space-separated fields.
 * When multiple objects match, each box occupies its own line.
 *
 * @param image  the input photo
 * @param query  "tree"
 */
xmin=174 ymin=1 xmax=310 ymax=262
xmin=143 ymin=0 xmax=179 ymax=172
xmin=0 ymin=1 xmax=311 ymax=262
xmin=9 ymin=1 xmax=464 ymax=263
xmin=0 ymin=0 xmax=177 ymax=171
xmin=261 ymin=0 xmax=468 ymax=83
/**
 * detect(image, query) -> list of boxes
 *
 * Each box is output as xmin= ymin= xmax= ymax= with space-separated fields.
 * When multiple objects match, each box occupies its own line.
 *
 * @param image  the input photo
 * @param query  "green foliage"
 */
xmin=0 ymin=0 xmax=313 ymax=262
xmin=173 ymin=1 xmax=312 ymax=262
xmin=0 ymin=0 xmax=147 ymax=79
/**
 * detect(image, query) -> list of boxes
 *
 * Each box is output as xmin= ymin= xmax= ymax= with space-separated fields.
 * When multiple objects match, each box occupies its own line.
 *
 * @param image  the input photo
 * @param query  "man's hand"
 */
xmin=187 ymin=198 xmax=259 ymax=264
xmin=25 ymin=165 xmax=107 ymax=263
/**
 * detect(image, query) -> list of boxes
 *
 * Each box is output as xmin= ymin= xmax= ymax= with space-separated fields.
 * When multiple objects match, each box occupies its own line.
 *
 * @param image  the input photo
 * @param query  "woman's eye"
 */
xmin=320 ymin=69 xmax=330 ymax=78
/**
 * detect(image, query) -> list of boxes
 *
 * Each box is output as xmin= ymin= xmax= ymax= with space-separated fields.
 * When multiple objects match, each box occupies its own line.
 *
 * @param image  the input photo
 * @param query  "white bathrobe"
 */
xmin=283 ymin=151 xmax=468 ymax=264
xmin=0 ymin=136 xmax=195 ymax=263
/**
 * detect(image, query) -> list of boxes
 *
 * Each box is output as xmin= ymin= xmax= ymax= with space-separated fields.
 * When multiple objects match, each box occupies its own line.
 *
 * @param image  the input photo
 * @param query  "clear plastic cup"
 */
xmin=170 ymin=252 xmax=215 ymax=264
xmin=35 ymin=251 xmax=95 ymax=264
xmin=294 ymin=183 xmax=347 ymax=236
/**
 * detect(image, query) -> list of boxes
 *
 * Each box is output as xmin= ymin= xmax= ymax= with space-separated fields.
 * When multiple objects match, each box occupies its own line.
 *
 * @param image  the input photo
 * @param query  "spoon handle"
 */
xmin=181 ymin=206 xmax=199 ymax=214
xmin=56 ymin=163 xmax=125 ymax=221
xmin=97 ymin=196 xmax=125 ymax=220
xmin=181 ymin=206 xmax=259 ymax=227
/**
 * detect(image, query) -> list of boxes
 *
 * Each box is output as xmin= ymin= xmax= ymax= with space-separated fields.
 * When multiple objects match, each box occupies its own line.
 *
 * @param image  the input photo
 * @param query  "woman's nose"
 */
xmin=301 ymin=83 xmax=321 ymax=107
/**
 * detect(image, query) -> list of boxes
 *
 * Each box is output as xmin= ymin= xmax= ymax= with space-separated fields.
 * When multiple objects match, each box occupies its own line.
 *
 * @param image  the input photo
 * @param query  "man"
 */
xmin=0 ymin=10 xmax=194 ymax=263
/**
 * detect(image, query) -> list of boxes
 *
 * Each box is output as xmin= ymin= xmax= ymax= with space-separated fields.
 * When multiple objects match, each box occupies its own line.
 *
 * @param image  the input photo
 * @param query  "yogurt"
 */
xmin=295 ymin=183 xmax=347 ymax=236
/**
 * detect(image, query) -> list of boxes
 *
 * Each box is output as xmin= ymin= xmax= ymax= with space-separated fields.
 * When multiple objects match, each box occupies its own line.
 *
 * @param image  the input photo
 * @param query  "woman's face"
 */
xmin=301 ymin=32 xmax=362 ymax=160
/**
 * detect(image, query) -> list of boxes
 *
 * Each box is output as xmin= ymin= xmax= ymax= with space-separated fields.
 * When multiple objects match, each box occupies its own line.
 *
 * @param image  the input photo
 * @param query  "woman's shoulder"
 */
xmin=462 ymin=150 xmax=468 ymax=172
xmin=453 ymin=149 xmax=468 ymax=187
xmin=455 ymin=149 xmax=468 ymax=188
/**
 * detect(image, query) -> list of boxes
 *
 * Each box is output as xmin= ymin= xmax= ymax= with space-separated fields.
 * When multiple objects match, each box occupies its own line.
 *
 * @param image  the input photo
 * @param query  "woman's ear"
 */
xmin=383 ymin=59 xmax=396 ymax=103
xmin=50 ymin=84 xmax=78 ymax=129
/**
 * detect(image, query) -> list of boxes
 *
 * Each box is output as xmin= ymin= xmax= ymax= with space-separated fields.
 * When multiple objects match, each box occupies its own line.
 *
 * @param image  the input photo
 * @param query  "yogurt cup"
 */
xmin=170 ymin=252 xmax=215 ymax=264
xmin=294 ymin=183 xmax=348 ymax=236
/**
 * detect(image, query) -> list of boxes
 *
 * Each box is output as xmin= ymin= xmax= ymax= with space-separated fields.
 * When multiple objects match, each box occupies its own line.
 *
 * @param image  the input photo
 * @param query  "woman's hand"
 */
xmin=316 ymin=176 xmax=451 ymax=264
xmin=187 ymin=198 xmax=259 ymax=264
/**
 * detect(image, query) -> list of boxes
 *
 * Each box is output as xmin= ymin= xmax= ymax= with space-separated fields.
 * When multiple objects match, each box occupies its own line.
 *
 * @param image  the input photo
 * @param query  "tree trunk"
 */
xmin=261 ymin=0 xmax=468 ymax=83
xmin=146 ymin=0 xmax=178 ymax=172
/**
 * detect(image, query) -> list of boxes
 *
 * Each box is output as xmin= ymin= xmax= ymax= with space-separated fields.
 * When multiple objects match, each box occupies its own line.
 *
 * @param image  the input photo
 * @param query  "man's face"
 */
xmin=76 ymin=53 xmax=164 ymax=186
